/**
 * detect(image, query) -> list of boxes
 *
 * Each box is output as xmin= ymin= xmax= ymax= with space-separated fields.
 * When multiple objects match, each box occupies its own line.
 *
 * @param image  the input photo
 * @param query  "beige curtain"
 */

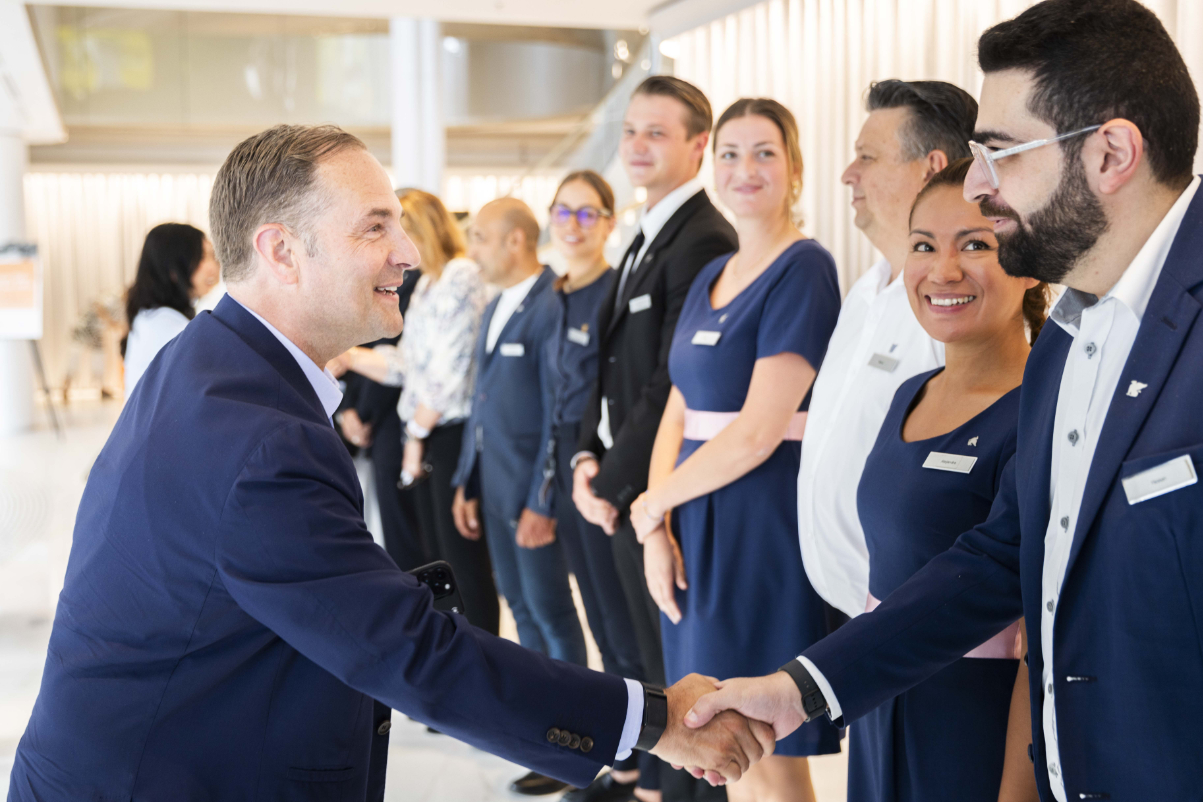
xmin=667 ymin=0 xmax=1203 ymax=294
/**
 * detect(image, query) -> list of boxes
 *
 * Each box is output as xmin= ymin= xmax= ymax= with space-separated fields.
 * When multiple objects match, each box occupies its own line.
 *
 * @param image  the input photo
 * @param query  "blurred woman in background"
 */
xmin=122 ymin=222 xmax=220 ymax=399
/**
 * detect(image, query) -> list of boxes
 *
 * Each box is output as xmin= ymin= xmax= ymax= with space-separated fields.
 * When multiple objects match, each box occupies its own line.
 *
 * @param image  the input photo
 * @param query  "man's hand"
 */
xmin=685 ymin=671 xmax=807 ymax=743
xmin=644 ymin=528 xmax=687 ymax=624
xmin=515 ymin=509 xmax=556 ymax=549
xmin=452 ymin=486 xmax=481 ymax=541
xmin=340 ymin=409 xmax=372 ymax=448
xmin=651 ymin=674 xmax=776 ymax=786
xmin=572 ymin=458 xmax=619 ymax=534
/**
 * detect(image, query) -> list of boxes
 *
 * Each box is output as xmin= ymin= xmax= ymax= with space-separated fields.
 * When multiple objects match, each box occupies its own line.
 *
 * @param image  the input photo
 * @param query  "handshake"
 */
xmin=654 ymin=671 xmax=811 ymax=785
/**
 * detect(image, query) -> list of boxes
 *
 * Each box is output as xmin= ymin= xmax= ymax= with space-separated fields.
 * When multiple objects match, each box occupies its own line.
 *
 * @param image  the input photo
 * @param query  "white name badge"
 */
xmin=923 ymin=452 xmax=978 ymax=474
xmin=566 ymin=328 xmax=590 ymax=346
xmin=868 ymin=353 xmax=900 ymax=372
xmin=1122 ymin=454 xmax=1198 ymax=504
xmin=629 ymin=294 xmax=652 ymax=314
xmin=499 ymin=343 xmax=525 ymax=357
xmin=691 ymin=330 xmax=722 ymax=346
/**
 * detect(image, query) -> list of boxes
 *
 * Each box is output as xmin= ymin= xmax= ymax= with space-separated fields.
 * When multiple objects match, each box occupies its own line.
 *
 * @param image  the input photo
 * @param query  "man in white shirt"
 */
xmin=798 ymin=80 xmax=977 ymax=619
xmin=682 ymin=1 xmax=1203 ymax=800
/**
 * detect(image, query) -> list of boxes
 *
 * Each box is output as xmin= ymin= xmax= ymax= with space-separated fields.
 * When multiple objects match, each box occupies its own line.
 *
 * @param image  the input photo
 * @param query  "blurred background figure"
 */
xmin=121 ymin=223 xmax=220 ymax=400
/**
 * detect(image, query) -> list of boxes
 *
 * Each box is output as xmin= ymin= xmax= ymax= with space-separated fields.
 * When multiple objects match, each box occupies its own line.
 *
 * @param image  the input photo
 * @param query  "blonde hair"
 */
xmin=714 ymin=98 xmax=804 ymax=218
xmin=396 ymin=188 xmax=466 ymax=275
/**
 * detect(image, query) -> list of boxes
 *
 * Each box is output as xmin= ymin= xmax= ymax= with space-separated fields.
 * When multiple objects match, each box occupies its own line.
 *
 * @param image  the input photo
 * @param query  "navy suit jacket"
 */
xmin=803 ymin=186 xmax=1203 ymax=801
xmin=452 ymin=267 xmax=558 ymax=521
xmin=9 ymin=294 xmax=626 ymax=802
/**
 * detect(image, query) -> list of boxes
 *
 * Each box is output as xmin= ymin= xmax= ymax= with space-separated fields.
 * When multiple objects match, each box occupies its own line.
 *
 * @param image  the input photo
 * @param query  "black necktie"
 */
xmin=616 ymin=230 xmax=645 ymax=305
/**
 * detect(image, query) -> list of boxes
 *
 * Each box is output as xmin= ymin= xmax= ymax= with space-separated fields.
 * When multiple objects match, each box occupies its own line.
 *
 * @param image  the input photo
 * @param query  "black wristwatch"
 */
xmin=778 ymin=660 xmax=828 ymax=722
xmin=634 ymin=682 xmax=669 ymax=751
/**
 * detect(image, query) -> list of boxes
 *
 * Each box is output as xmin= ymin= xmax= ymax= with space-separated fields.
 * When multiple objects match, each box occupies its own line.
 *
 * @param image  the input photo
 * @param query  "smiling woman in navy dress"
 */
xmin=849 ymin=159 xmax=1049 ymax=802
xmin=629 ymin=98 xmax=841 ymax=802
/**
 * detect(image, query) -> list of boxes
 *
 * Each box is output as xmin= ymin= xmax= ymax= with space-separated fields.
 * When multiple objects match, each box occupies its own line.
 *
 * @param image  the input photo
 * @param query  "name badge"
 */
xmin=629 ymin=294 xmax=652 ymax=314
xmin=499 ymin=343 xmax=525 ymax=357
xmin=923 ymin=452 xmax=978 ymax=474
xmin=566 ymin=327 xmax=590 ymax=346
xmin=691 ymin=330 xmax=722 ymax=346
xmin=868 ymin=353 xmax=900 ymax=372
xmin=1122 ymin=454 xmax=1197 ymax=504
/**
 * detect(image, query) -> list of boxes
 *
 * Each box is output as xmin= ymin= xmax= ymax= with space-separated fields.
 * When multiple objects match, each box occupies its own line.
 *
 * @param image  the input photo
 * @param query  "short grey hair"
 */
xmin=866 ymin=80 xmax=978 ymax=162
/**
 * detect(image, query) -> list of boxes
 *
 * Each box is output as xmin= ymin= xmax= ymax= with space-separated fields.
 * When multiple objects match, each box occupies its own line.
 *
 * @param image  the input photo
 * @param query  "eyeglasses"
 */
xmin=968 ymin=125 xmax=1102 ymax=189
xmin=549 ymin=204 xmax=613 ymax=229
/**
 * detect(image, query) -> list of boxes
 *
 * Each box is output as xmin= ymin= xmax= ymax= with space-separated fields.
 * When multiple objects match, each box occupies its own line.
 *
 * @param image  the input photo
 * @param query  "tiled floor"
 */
xmin=0 ymin=400 xmax=848 ymax=800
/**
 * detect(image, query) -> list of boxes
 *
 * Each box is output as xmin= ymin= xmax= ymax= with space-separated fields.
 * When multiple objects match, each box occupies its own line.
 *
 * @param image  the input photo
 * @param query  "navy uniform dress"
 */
xmin=664 ymin=239 xmax=842 ymax=756
xmin=849 ymin=368 xmax=1022 ymax=802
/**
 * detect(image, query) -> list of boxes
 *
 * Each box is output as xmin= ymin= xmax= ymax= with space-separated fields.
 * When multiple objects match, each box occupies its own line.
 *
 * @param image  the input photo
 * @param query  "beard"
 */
xmin=980 ymin=159 xmax=1109 ymax=285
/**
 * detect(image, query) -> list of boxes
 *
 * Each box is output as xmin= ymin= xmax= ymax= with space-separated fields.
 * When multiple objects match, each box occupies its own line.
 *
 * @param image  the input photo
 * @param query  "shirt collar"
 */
xmin=500 ymin=271 xmax=540 ymax=305
xmin=1052 ymin=176 xmax=1200 ymax=333
xmin=639 ymin=177 xmax=705 ymax=244
xmin=232 ymin=298 xmax=344 ymax=421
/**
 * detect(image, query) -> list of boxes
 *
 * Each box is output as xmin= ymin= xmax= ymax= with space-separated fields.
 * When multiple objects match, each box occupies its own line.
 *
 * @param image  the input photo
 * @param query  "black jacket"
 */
xmin=577 ymin=189 xmax=737 ymax=509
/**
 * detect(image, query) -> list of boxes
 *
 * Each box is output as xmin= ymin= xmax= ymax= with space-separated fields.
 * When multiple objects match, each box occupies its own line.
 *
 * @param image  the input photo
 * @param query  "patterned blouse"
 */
xmin=384 ymin=257 xmax=493 ymax=426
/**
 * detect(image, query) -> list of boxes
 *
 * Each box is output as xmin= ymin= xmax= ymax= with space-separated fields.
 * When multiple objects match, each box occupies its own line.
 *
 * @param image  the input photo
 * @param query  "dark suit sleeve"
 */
xmin=527 ymin=307 xmax=557 ymax=517
xmin=216 ymin=421 xmax=627 ymax=785
xmin=802 ymin=454 xmax=1025 ymax=724
xmin=451 ymin=411 xmax=477 ymax=497
xmin=590 ymin=230 xmax=734 ymax=507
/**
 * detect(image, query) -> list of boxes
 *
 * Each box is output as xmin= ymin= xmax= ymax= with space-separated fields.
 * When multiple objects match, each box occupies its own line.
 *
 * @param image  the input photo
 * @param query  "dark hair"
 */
xmin=867 ymin=80 xmax=978 ymax=162
xmin=714 ymin=98 xmax=804 ymax=216
xmin=122 ymin=223 xmax=206 ymax=356
xmin=911 ymin=158 xmax=1050 ymax=343
xmin=978 ymin=0 xmax=1198 ymax=187
xmin=211 ymin=124 xmax=366 ymax=282
xmin=632 ymin=75 xmax=713 ymax=139
xmin=553 ymin=170 xmax=615 ymax=215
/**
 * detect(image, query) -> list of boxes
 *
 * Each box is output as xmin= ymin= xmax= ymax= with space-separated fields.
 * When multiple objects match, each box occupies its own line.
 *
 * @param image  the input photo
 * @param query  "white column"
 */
xmin=389 ymin=18 xmax=445 ymax=194
xmin=0 ymin=131 xmax=33 ymax=436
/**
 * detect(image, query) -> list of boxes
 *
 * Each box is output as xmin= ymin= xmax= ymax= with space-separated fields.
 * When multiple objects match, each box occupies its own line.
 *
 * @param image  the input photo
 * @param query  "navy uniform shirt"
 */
xmin=550 ymin=266 xmax=615 ymax=428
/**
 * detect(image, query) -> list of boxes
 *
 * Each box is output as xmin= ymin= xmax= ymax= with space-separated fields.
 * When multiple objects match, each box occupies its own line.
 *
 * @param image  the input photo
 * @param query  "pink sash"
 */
xmin=683 ymin=409 xmax=808 ymax=442
xmin=866 ymin=594 xmax=1023 ymax=660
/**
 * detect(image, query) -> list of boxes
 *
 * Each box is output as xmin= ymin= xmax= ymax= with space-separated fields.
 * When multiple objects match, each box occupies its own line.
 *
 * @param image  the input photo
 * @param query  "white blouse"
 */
xmin=124 ymin=306 xmax=192 ymax=400
xmin=387 ymin=258 xmax=493 ymax=425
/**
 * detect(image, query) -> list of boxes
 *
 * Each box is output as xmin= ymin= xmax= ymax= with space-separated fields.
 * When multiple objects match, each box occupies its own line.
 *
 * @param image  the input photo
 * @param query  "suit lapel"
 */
xmin=1063 ymin=201 xmax=1203 ymax=581
xmin=484 ymin=268 xmax=552 ymax=364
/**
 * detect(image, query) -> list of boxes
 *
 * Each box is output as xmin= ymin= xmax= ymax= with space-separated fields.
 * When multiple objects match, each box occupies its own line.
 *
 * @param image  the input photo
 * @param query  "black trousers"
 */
xmin=407 ymin=422 xmax=500 ymax=636
xmin=371 ymin=410 xmax=427 ymax=571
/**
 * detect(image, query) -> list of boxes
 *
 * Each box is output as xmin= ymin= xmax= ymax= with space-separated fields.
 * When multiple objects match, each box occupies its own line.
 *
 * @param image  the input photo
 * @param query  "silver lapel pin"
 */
xmin=1126 ymin=380 xmax=1148 ymax=398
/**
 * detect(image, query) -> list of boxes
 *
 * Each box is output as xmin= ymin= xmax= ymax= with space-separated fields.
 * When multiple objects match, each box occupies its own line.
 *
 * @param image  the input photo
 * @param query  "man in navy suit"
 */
xmin=7 ymin=125 xmax=774 ymax=801
xmin=683 ymin=2 xmax=1203 ymax=800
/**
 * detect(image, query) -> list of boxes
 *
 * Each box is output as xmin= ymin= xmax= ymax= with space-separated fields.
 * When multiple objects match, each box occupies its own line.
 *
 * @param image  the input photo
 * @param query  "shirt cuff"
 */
xmin=615 ymin=678 xmax=645 ymax=761
xmin=797 ymin=657 xmax=842 ymax=722
xmin=570 ymin=451 xmax=598 ymax=471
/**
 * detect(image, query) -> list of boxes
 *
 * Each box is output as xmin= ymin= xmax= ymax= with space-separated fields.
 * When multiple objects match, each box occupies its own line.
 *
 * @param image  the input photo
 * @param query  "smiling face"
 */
xmin=549 ymin=179 xmax=614 ymax=264
xmin=906 ymin=183 xmax=1037 ymax=346
xmin=714 ymin=114 xmax=796 ymax=221
xmin=620 ymin=93 xmax=708 ymax=197
xmin=190 ymin=237 xmax=221 ymax=299
xmin=842 ymin=107 xmax=933 ymax=247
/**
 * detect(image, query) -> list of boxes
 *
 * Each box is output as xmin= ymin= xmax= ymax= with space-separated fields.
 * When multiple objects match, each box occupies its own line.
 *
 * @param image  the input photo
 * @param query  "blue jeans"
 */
xmin=483 ymin=508 xmax=588 ymax=666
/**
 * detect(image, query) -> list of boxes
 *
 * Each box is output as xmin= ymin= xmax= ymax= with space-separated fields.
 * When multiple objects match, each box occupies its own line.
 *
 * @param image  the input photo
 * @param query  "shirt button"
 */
xmin=1067 ymin=429 xmax=1080 ymax=446
xmin=1047 ymin=599 xmax=1055 ymax=612
xmin=1060 ymin=516 xmax=1070 ymax=530
xmin=1085 ymin=342 xmax=1097 ymax=357
xmin=1050 ymin=763 xmax=1059 ymax=777
xmin=1047 ymin=682 xmax=1054 ymax=694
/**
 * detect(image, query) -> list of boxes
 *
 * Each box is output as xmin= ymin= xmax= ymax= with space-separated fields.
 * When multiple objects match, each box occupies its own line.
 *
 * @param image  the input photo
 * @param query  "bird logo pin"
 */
xmin=968 ymin=436 xmax=979 ymax=447
xmin=1126 ymin=380 xmax=1148 ymax=398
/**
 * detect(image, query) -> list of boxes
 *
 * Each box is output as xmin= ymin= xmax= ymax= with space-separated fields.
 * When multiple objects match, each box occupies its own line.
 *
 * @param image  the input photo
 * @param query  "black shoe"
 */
xmin=509 ymin=771 xmax=570 ymax=796
xmin=561 ymin=772 xmax=637 ymax=802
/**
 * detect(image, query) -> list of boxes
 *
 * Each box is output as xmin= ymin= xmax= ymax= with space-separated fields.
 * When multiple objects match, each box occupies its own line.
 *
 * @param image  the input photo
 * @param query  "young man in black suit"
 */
xmin=569 ymin=76 xmax=738 ymax=802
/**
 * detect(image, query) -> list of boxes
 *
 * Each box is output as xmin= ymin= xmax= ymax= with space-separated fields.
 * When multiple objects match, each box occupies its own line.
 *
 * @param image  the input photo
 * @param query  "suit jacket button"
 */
xmin=547 ymin=728 xmax=561 ymax=743
xmin=377 ymin=720 xmax=392 ymax=735
xmin=558 ymin=731 xmax=572 ymax=747
xmin=569 ymin=734 xmax=581 ymax=750
xmin=580 ymin=737 xmax=593 ymax=753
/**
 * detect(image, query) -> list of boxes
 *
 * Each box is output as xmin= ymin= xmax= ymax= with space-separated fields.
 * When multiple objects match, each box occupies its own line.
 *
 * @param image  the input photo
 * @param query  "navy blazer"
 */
xmin=802 ymin=185 xmax=1203 ymax=802
xmin=452 ymin=267 xmax=559 ymax=520
xmin=9 ymin=294 xmax=627 ymax=801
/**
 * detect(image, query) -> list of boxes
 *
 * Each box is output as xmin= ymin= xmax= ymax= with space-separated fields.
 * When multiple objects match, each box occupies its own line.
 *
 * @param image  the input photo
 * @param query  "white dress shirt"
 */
xmin=486 ymin=271 xmax=540 ymax=353
xmin=123 ymin=306 xmax=192 ymax=400
xmin=797 ymin=258 xmax=945 ymax=618
xmin=235 ymin=296 xmax=647 ymax=758
xmin=800 ymin=178 xmax=1201 ymax=796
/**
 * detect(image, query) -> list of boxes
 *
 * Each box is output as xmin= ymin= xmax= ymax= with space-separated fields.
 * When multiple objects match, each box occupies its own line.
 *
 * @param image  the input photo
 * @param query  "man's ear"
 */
xmin=690 ymin=131 xmax=710 ymax=172
xmin=252 ymin=224 xmax=301 ymax=286
xmin=1091 ymin=118 xmax=1144 ymax=196
xmin=922 ymin=149 xmax=950 ymax=182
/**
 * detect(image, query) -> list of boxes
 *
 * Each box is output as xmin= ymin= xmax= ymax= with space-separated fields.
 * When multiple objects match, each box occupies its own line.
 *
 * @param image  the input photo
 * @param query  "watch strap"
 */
xmin=634 ymin=682 xmax=668 ymax=751
xmin=778 ymin=660 xmax=827 ymax=722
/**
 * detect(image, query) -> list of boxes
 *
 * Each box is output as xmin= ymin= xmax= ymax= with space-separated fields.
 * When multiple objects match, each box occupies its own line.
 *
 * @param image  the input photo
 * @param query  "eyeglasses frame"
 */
xmin=968 ymin=124 xmax=1103 ymax=189
xmin=548 ymin=203 xmax=614 ymax=230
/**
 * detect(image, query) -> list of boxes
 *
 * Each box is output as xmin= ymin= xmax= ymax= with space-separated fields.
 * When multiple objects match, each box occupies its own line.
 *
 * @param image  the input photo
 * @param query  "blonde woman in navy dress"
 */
xmin=629 ymin=98 xmax=841 ymax=802
xmin=850 ymin=159 xmax=1047 ymax=802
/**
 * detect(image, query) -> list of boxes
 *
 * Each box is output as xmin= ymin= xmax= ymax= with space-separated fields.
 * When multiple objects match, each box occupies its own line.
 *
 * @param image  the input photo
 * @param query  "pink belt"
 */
xmin=866 ymin=594 xmax=1023 ymax=660
xmin=683 ymin=409 xmax=807 ymax=441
